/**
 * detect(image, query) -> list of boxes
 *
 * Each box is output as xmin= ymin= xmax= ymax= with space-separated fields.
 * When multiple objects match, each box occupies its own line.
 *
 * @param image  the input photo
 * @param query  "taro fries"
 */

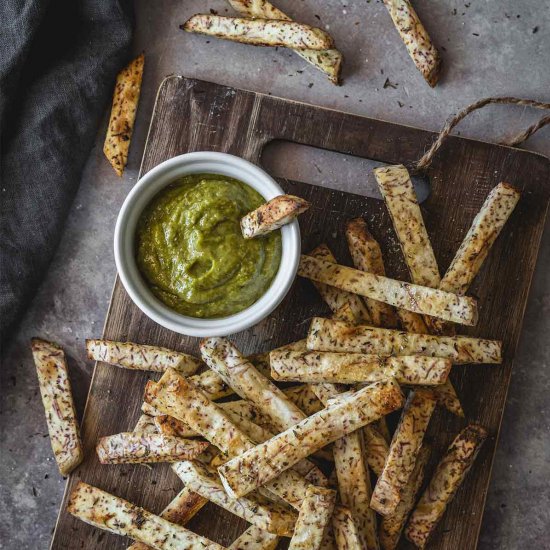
xmin=145 ymin=368 xmax=316 ymax=510
xmin=405 ymin=425 xmax=488 ymax=548
xmin=270 ymin=350 xmax=451 ymax=385
xmin=103 ymin=54 xmax=144 ymax=177
xmin=298 ymin=255 xmax=478 ymax=325
xmin=182 ymin=15 xmax=334 ymax=51
xmin=307 ymin=317 xmax=502 ymax=364
xmin=381 ymin=0 xmax=441 ymax=87
xmin=31 ymin=339 xmax=83 ymax=476
xmin=96 ymin=432 xmax=209 ymax=464
xmin=288 ymin=486 xmax=336 ymax=550
xmin=241 ymin=194 xmax=310 ymax=238
xmin=173 ymin=461 xmax=297 ymax=536
xmin=67 ymin=482 xmax=224 ymax=549
xmin=86 ymin=339 xmax=202 ymax=375
xmin=227 ymin=0 xmax=343 ymax=84
xmin=217 ymin=380 xmax=404 ymax=499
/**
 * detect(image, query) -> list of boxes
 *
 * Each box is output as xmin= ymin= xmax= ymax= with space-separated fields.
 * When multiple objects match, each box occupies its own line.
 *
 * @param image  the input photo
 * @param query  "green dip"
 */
xmin=136 ymin=174 xmax=282 ymax=318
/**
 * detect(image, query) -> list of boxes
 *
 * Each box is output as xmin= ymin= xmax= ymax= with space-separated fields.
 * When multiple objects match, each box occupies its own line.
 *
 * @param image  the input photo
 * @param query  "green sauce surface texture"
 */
xmin=136 ymin=174 xmax=282 ymax=318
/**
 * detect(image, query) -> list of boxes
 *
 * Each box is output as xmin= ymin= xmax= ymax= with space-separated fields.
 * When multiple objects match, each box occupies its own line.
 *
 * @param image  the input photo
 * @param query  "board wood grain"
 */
xmin=51 ymin=76 xmax=549 ymax=549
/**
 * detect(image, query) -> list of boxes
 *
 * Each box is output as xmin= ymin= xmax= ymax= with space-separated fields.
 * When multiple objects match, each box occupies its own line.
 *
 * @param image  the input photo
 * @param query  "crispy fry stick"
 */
xmin=67 ymin=482 xmax=224 ymax=549
xmin=311 ymin=384 xmax=379 ymax=549
xmin=154 ymin=414 xmax=197 ymax=439
xmin=228 ymin=0 xmax=343 ymax=84
xmin=382 ymin=0 xmax=441 ymax=87
xmin=134 ymin=413 xmax=159 ymax=435
xmin=288 ymin=486 xmax=336 ymax=550
xmin=332 ymin=506 xmax=364 ymax=549
xmin=96 ymin=432 xmax=209 ymax=464
xmin=345 ymin=218 xmax=400 ymax=328
xmin=271 ymin=350 xmax=451 ymax=386
xmin=200 ymin=337 xmax=307 ymax=432
xmin=241 ymin=194 xmax=310 ymax=238
xmin=103 ymin=54 xmax=144 ymax=176
xmin=374 ymin=165 xmax=440 ymax=288
xmin=427 ymin=182 xmax=521 ymax=335
xmin=126 ymin=487 xmax=208 ymax=550
xmin=309 ymin=244 xmax=372 ymax=324
xmin=229 ymin=525 xmax=279 ymax=550
xmin=173 ymin=461 xmax=297 ymax=536
xmin=31 ymin=338 xmax=83 ymax=476
xmin=182 ymin=15 xmax=333 ymax=50
xmin=218 ymin=380 xmax=404 ymax=499
xmin=283 ymin=384 xmax=324 ymax=415
xmin=307 ymin=318 xmax=502 ymax=364
xmin=379 ymin=446 xmax=430 ymax=550
xmin=395 ymin=305 xmax=464 ymax=416
xmin=299 ymin=256 xmax=477 ymax=325
xmin=405 ymin=424 xmax=488 ymax=548
xmin=86 ymin=339 xmax=201 ymax=375
xmin=145 ymin=368 xmax=314 ymax=509
xmin=189 ymin=368 xmax=233 ymax=400
xmin=371 ymin=390 xmax=437 ymax=516
xmin=363 ymin=424 xmax=390 ymax=477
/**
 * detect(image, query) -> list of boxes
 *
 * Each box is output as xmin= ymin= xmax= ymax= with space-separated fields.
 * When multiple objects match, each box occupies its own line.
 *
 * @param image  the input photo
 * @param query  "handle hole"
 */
xmin=261 ymin=140 xmax=430 ymax=203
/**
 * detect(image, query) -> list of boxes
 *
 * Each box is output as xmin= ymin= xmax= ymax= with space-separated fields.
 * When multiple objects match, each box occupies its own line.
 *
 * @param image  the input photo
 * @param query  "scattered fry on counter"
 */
xmin=299 ymin=255 xmax=478 ymax=325
xmin=371 ymin=390 xmax=437 ymax=516
xmin=182 ymin=15 xmax=333 ymax=51
xmin=379 ymin=445 xmax=431 ymax=550
xmin=241 ymin=194 xmax=310 ymax=238
xmin=381 ymin=0 xmax=441 ymax=87
xmin=427 ymin=182 xmax=521 ymax=335
xmin=405 ymin=424 xmax=488 ymax=548
xmin=227 ymin=0 xmax=343 ymax=83
xmin=228 ymin=524 xmax=279 ymax=550
xmin=270 ymin=350 xmax=451 ymax=385
xmin=173 ymin=461 xmax=297 ymax=536
xmin=345 ymin=218 xmax=400 ymax=328
xmin=86 ymin=338 xmax=202 ymax=375
xmin=307 ymin=317 xmax=502 ymax=364
xmin=67 ymin=482 xmax=225 ymax=550
xmin=309 ymin=244 xmax=372 ymax=324
xmin=103 ymin=53 xmax=144 ymax=177
xmin=217 ymin=380 xmax=404 ymax=499
xmin=96 ymin=432 xmax=209 ymax=464
xmin=31 ymin=338 xmax=83 ymax=476
xmin=288 ymin=486 xmax=336 ymax=550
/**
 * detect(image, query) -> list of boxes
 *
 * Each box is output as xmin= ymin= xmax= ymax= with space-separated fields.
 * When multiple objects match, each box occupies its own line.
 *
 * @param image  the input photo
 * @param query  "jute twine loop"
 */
xmin=414 ymin=97 xmax=550 ymax=172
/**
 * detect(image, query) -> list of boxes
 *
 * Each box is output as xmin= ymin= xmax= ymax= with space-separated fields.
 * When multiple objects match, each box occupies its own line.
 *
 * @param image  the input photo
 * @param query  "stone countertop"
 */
xmin=1 ymin=1 xmax=548 ymax=548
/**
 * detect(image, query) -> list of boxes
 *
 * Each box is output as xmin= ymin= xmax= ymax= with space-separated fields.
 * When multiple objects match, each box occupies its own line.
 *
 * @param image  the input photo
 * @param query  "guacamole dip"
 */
xmin=136 ymin=174 xmax=282 ymax=318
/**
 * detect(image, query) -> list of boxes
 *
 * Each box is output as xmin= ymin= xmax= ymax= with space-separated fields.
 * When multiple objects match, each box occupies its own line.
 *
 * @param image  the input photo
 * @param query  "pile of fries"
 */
xmin=33 ymin=165 xmax=520 ymax=549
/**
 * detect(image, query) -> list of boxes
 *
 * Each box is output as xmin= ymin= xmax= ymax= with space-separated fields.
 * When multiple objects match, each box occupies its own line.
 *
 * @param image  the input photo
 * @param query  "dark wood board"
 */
xmin=51 ymin=76 xmax=549 ymax=549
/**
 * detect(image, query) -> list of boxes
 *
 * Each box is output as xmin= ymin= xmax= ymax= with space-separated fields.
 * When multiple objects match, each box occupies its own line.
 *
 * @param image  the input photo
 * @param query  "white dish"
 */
xmin=114 ymin=152 xmax=300 ymax=337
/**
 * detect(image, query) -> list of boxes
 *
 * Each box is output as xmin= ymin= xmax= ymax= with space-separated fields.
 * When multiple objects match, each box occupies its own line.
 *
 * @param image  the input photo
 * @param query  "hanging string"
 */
xmin=414 ymin=97 xmax=550 ymax=172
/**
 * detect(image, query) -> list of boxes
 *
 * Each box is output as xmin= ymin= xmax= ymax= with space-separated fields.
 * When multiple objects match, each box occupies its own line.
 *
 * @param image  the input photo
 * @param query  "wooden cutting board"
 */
xmin=51 ymin=76 xmax=549 ymax=549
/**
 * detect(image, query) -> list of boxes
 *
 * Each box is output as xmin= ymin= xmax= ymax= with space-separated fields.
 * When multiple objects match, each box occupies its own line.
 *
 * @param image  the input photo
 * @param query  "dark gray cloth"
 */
xmin=0 ymin=0 xmax=133 ymax=343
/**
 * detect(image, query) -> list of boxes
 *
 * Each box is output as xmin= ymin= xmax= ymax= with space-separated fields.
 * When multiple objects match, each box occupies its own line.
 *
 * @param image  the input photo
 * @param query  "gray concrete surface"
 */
xmin=1 ymin=1 xmax=549 ymax=548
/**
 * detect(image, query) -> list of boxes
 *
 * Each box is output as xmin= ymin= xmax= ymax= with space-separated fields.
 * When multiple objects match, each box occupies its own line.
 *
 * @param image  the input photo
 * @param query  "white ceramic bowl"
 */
xmin=114 ymin=152 xmax=300 ymax=337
